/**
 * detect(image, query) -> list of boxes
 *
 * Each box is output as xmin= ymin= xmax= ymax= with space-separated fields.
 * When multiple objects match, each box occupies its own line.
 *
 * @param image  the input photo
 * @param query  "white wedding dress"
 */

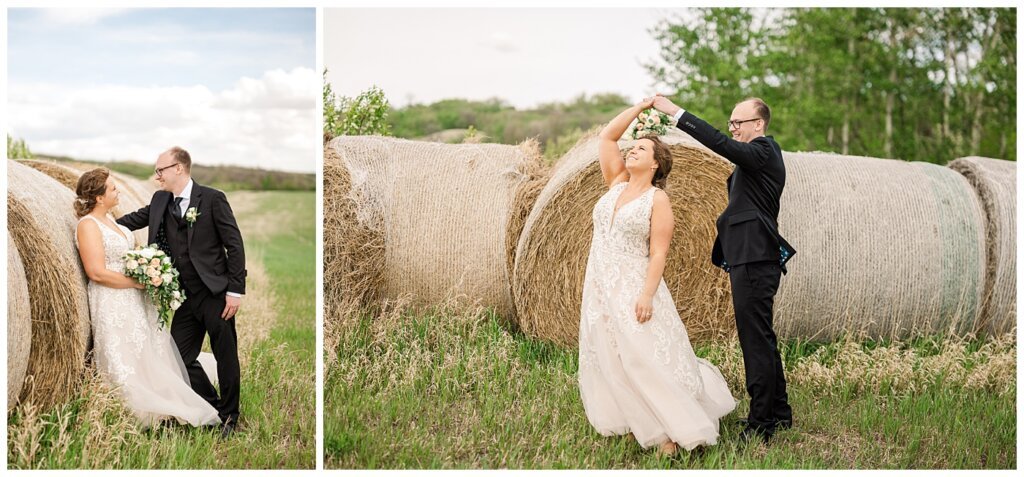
xmin=76 ymin=214 xmax=220 ymax=427
xmin=578 ymin=182 xmax=736 ymax=450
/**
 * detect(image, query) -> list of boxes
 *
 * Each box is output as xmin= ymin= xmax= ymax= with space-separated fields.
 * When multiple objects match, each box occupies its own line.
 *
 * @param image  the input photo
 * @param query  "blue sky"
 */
xmin=8 ymin=8 xmax=316 ymax=173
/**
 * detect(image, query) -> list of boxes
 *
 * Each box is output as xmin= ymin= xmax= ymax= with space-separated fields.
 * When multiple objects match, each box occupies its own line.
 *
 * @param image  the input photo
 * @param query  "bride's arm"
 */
xmin=598 ymin=100 xmax=652 ymax=187
xmin=76 ymin=220 xmax=145 ymax=289
xmin=636 ymin=190 xmax=673 ymax=323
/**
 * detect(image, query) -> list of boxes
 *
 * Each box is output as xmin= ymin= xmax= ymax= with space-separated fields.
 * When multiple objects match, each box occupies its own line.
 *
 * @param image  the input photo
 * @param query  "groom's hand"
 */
xmin=222 ymin=295 xmax=241 ymax=320
xmin=652 ymin=94 xmax=681 ymax=117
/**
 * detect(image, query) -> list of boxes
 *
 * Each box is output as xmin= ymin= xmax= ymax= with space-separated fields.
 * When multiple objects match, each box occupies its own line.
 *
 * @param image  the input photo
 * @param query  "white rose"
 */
xmin=173 ymin=291 xmax=181 ymax=300
xmin=161 ymin=273 xmax=173 ymax=284
xmin=163 ymin=257 xmax=171 ymax=264
xmin=170 ymin=300 xmax=181 ymax=310
xmin=139 ymin=247 xmax=155 ymax=259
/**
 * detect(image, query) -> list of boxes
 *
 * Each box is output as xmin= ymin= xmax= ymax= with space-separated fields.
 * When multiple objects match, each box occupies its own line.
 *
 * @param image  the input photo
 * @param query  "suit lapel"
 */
xmin=187 ymin=182 xmax=203 ymax=246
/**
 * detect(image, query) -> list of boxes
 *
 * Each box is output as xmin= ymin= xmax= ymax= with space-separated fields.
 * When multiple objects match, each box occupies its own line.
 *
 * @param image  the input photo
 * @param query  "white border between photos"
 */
xmin=2 ymin=1 xmax=1022 ymax=476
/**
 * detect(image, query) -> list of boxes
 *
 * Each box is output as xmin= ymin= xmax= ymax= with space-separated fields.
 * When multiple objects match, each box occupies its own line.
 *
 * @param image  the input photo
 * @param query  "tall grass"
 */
xmin=7 ymin=191 xmax=315 ymax=469
xmin=325 ymin=304 xmax=1015 ymax=469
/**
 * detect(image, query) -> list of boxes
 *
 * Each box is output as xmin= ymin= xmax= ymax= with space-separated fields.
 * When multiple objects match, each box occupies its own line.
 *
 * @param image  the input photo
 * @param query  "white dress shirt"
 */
xmin=672 ymin=108 xmax=687 ymax=124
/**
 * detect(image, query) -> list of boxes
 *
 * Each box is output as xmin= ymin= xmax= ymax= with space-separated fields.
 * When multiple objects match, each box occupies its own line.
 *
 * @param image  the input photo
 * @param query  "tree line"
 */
xmin=330 ymin=8 xmax=1015 ymax=163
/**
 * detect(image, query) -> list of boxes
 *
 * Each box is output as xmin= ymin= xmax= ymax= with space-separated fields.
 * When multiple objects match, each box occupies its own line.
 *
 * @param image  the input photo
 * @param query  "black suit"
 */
xmin=676 ymin=111 xmax=794 ymax=435
xmin=118 ymin=182 xmax=247 ymax=422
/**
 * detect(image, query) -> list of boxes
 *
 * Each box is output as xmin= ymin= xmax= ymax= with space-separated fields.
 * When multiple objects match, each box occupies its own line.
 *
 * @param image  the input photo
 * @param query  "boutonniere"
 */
xmin=185 ymin=207 xmax=200 ymax=227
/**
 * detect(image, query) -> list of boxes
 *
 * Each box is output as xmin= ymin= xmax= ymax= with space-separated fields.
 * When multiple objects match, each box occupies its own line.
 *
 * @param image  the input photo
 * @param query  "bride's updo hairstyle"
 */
xmin=74 ymin=168 xmax=111 ymax=218
xmin=639 ymin=134 xmax=673 ymax=189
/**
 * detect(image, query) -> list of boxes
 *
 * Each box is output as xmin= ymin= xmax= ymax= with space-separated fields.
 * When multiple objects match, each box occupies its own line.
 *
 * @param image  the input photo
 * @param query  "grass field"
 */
xmin=325 ymin=304 xmax=1016 ymax=469
xmin=7 ymin=191 xmax=315 ymax=469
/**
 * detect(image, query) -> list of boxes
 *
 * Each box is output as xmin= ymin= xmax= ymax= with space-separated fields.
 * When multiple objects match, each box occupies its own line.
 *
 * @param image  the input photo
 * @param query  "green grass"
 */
xmin=7 ymin=191 xmax=315 ymax=469
xmin=325 ymin=307 xmax=1016 ymax=469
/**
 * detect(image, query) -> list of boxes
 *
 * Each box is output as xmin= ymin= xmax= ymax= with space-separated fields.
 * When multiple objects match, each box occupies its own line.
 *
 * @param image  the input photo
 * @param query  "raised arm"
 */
xmin=677 ymin=111 xmax=773 ymax=171
xmin=636 ymin=190 xmax=673 ymax=323
xmin=598 ymin=100 xmax=653 ymax=187
xmin=77 ymin=219 xmax=145 ymax=289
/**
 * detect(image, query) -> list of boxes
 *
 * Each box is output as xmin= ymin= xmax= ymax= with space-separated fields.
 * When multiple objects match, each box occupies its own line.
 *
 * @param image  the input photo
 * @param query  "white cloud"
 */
xmin=39 ymin=8 xmax=129 ymax=25
xmin=9 ymin=68 xmax=316 ymax=173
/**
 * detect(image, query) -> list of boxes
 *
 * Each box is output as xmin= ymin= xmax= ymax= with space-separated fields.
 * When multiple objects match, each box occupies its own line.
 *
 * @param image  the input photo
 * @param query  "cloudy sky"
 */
xmin=8 ymin=8 xmax=316 ymax=173
xmin=325 ymin=8 xmax=691 ymax=109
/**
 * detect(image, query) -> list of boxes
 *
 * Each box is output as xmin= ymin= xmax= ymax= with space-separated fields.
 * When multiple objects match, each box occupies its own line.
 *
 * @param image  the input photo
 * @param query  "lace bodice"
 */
xmin=76 ymin=214 xmax=135 ymax=272
xmin=591 ymin=182 xmax=657 ymax=258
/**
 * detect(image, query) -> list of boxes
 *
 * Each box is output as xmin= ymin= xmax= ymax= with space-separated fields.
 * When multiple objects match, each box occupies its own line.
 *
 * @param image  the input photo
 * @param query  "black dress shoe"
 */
xmin=739 ymin=426 xmax=772 ymax=444
xmin=738 ymin=417 xmax=792 ymax=430
xmin=220 ymin=416 xmax=238 ymax=439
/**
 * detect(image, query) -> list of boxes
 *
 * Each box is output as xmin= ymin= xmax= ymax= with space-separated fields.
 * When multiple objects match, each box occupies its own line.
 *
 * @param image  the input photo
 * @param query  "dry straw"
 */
xmin=19 ymin=159 xmax=154 ymax=246
xmin=947 ymin=156 xmax=1016 ymax=335
xmin=7 ymin=231 xmax=32 ymax=409
xmin=775 ymin=152 xmax=987 ymax=341
xmin=324 ymin=136 xmax=537 ymax=319
xmin=512 ymin=129 xmax=734 ymax=347
xmin=7 ymin=160 xmax=92 ymax=409
xmin=322 ymin=142 xmax=386 ymax=333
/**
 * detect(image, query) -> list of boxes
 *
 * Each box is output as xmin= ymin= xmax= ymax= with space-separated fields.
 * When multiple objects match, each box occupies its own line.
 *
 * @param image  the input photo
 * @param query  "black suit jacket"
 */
xmin=676 ymin=111 xmax=795 ymax=273
xmin=117 ymin=182 xmax=247 ymax=294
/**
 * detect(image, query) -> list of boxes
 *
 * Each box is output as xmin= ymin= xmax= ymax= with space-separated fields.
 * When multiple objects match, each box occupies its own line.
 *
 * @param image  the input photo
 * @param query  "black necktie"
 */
xmin=172 ymin=197 xmax=184 ymax=218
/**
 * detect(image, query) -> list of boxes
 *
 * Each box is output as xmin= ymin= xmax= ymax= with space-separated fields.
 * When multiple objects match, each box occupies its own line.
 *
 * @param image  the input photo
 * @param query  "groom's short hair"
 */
xmin=740 ymin=97 xmax=771 ymax=132
xmin=168 ymin=146 xmax=192 ymax=172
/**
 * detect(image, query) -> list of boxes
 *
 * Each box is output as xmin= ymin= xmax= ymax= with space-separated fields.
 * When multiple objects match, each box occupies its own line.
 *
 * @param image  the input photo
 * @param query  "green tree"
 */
xmin=7 ymin=135 xmax=33 ymax=159
xmin=323 ymin=71 xmax=392 ymax=139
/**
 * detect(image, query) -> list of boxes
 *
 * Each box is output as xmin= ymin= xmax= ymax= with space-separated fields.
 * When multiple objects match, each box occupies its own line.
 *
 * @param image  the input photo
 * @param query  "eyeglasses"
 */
xmin=154 ymin=163 xmax=180 ymax=178
xmin=728 ymin=118 xmax=762 ymax=130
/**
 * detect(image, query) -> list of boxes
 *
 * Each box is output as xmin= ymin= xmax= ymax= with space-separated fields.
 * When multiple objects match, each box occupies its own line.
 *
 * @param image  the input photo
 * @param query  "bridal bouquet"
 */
xmin=630 ymin=109 xmax=672 ymax=139
xmin=122 ymin=245 xmax=184 ymax=329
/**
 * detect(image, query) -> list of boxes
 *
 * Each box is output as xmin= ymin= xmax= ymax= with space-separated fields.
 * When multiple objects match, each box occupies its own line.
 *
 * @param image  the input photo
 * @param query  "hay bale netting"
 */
xmin=775 ymin=152 xmax=988 ymax=341
xmin=19 ymin=159 xmax=153 ymax=246
xmin=7 ymin=232 xmax=32 ymax=409
xmin=323 ymin=143 xmax=386 ymax=320
xmin=948 ymin=156 xmax=1017 ymax=334
xmin=325 ymin=136 xmax=537 ymax=318
xmin=7 ymin=160 xmax=91 ymax=408
xmin=512 ymin=131 xmax=734 ymax=347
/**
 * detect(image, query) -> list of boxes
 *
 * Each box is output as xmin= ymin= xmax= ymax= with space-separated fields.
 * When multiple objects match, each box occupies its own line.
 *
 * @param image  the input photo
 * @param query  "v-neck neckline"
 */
xmin=90 ymin=214 xmax=129 ymax=244
xmin=609 ymin=183 xmax=654 ymax=231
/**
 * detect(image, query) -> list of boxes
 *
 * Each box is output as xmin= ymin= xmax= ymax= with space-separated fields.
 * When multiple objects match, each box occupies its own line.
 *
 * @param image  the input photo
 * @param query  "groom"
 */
xmin=118 ymin=146 xmax=247 ymax=438
xmin=652 ymin=95 xmax=795 ymax=443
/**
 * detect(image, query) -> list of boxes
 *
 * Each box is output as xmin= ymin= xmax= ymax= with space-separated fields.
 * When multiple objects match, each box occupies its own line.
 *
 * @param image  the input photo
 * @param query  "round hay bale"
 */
xmin=775 ymin=152 xmax=988 ymax=341
xmin=325 ymin=136 xmax=536 ymax=318
xmin=7 ymin=232 xmax=32 ymax=409
xmin=323 ymin=143 xmax=386 ymax=321
xmin=512 ymin=130 xmax=734 ymax=347
xmin=7 ymin=160 xmax=92 ymax=408
xmin=948 ymin=156 xmax=1016 ymax=334
xmin=19 ymin=160 xmax=153 ymax=246
xmin=503 ymin=138 xmax=547 ymax=314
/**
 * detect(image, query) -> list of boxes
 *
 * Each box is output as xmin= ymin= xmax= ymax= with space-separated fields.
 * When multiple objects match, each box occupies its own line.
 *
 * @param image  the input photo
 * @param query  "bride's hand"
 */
xmin=635 ymin=97 xmax=654 ymax=110
xmin=635 ymin=295 xmax=654 ymax=323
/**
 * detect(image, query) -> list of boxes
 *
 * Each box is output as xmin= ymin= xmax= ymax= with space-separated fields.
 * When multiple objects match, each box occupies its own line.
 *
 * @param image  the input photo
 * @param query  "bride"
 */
xmin=74 ymin=168 xmax=220 ymax=428
xmin=578 ymin=99 xmax=736 ymax=454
